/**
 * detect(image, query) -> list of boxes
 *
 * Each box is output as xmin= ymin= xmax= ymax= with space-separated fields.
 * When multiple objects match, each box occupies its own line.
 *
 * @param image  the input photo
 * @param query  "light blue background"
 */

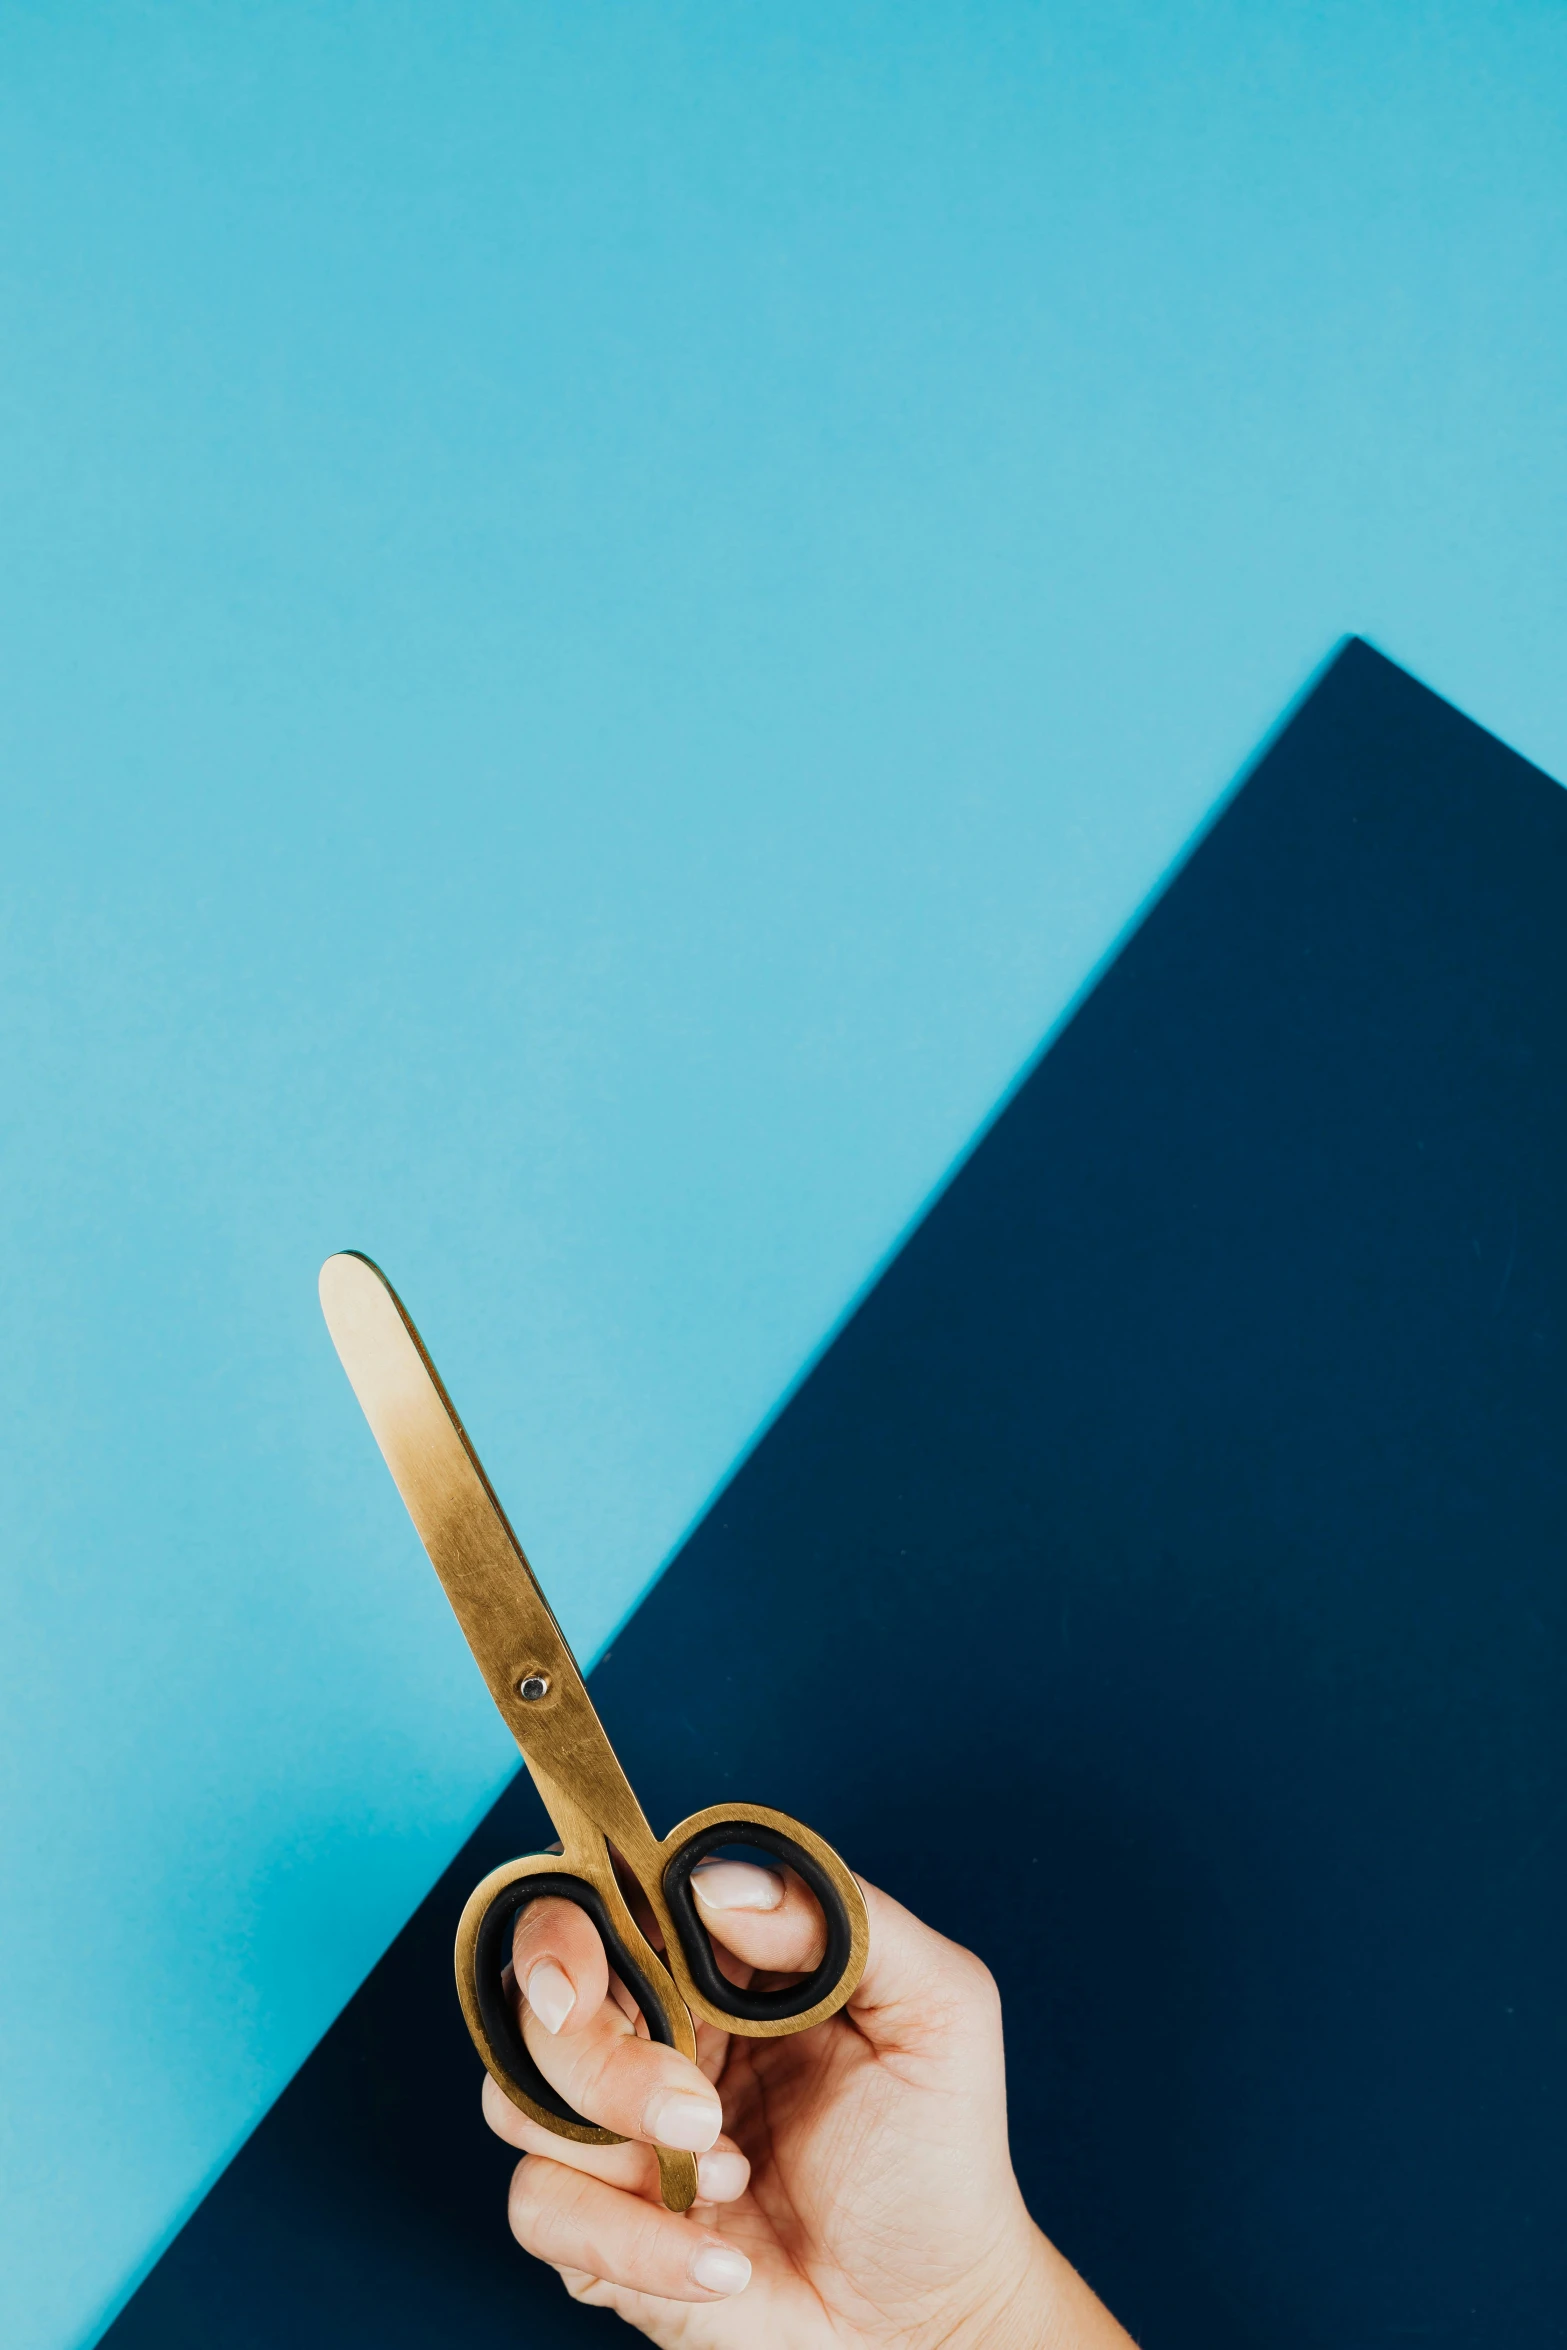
xmin=1 ymin=7 xmax=1563 ymax=2345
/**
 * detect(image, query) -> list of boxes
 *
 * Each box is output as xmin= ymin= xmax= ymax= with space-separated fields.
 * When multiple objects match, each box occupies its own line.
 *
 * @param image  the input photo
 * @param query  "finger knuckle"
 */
xmin=512 ymin=1896 xmax=572 ymax=1958
xmin=909 ymin=1941 xmax=1002 ymax=2040
xmin=507 ymin=2155 xmax=549 ymax=2240
xmin=510 ymin=2148 xmax=574 ymax=2212
xmin=622 ymin=2201 xmax=676 ymax=2277
xmin=562 ymin=2039 xmax=623 ymax=2121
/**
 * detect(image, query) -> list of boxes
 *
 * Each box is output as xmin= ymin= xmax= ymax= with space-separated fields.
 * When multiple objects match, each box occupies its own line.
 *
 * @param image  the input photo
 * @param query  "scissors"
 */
xmin=319 ymin=1251 xmax=868 ymax=2213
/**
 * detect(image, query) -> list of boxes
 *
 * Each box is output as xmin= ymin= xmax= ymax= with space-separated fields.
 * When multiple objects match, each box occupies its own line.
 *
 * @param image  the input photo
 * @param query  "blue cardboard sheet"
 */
xmin=107 ymin=642 xmax=1567 ymax=2345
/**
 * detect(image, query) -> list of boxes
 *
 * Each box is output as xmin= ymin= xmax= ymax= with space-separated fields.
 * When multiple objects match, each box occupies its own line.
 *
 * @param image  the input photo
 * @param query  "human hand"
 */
xmin=481 ymin=1858 xmax=1133 ymax=2347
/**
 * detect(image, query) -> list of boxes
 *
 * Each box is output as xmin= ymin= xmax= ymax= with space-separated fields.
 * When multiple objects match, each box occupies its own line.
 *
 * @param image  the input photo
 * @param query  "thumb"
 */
xmin=687 ymin=1865 xmax=999 ymax=2070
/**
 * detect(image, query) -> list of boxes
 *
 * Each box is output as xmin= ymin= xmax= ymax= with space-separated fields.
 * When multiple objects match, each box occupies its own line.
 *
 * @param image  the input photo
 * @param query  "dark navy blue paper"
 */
xmin=108 ymin=642 xmax=1567 ymax=2346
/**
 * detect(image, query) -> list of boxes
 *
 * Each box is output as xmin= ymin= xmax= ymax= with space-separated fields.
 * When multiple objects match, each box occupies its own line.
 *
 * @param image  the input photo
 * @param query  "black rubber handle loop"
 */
xmin=472 ymin=1872 xmax=676 ymax=2132
xmin=662 ymin=1820 xmax=855 ymax=2025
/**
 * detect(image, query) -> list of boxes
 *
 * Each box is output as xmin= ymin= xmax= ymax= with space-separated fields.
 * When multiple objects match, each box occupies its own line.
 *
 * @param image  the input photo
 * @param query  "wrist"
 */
xmin=927 ymin=2218 xmax=1051 ymax=2350
xmin=937 ymin=2219 xmax=1129 ymax=2350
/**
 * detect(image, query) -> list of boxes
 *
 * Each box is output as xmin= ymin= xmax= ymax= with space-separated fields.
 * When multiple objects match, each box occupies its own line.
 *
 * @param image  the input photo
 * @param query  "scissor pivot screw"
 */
xmin=516 ymin=1673 xmax=551 ymax=1702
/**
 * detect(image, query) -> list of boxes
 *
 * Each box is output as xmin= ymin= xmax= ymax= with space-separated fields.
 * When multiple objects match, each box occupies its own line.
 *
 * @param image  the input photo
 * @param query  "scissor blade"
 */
xmin=318 ymin=1252 xmax=649 ymax=1855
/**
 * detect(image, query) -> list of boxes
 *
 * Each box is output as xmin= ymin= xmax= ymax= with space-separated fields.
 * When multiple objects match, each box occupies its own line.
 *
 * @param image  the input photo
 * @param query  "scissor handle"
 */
xmin=455 ymin=1851 xmax=702 ymax=2212
xmin=455 ymin=1808 xmax=867 ymax=2209
xmin=654 ymin=1801 xmax=869 ymax=2037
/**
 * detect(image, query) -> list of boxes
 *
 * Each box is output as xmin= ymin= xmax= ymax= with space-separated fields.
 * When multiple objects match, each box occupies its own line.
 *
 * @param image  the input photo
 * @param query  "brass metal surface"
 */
xmin=319 ymin=1249 xmax=867 ymax=2210
xmin=317 ymin=1252 xmax=653 ymax=1863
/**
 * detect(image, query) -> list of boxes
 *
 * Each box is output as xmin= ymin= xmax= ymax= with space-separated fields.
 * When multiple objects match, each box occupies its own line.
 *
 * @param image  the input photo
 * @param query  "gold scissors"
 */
xmin=319 ymin=1252 xmax=868 ymax=2213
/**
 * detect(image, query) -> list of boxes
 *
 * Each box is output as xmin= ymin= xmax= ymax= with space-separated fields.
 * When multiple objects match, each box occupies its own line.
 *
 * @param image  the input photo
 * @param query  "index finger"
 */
xmin=511 ymin=1897 xmax=611 ymax=2038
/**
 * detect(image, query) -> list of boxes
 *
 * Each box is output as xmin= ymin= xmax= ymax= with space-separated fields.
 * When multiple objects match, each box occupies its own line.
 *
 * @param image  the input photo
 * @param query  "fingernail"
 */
xmin=524 ymin=1959 xmax=576 ymax=2035
xmin=643 ymin=2088 xmax=722 ymax=2152
xmin=696 ymin=2148 xmax=750 ymax=2201
xmin=689 ymin=2243 xmax=752 ymax=2296
xmin=691 ymin=1861 xmax=785 ymax=1912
